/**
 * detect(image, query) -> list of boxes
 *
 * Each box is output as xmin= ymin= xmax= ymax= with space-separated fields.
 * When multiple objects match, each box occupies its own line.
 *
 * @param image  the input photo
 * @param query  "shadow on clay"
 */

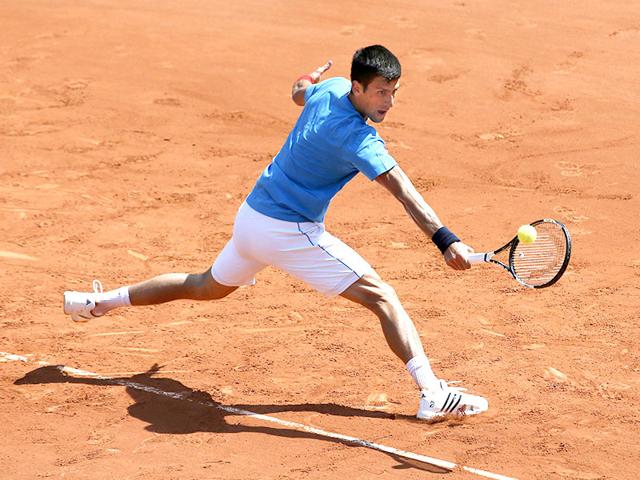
xmin=15 ymin=364 xmax=450 ymax=474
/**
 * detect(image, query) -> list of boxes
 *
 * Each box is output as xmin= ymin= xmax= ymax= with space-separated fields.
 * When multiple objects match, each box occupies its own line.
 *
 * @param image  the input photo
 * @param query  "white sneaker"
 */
xmin=417 ymin=380 xmax=488 ymax=420
xmin=63 ymin=280 xmax=104 ymax=322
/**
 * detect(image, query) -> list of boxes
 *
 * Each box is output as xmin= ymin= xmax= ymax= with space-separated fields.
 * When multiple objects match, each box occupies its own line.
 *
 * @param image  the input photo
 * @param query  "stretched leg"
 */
xmin=128 ymin=268 xmax=238 ymax=305
xmin=95 ymin=267 xmax=238 ymax=316
xmin=64 ymin=267 xmax=238 ymax=319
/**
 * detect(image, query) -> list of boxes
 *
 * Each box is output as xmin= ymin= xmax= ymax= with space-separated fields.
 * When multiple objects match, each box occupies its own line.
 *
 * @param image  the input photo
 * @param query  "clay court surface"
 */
xmin=1 ymin=1 xmax=639 ymax=478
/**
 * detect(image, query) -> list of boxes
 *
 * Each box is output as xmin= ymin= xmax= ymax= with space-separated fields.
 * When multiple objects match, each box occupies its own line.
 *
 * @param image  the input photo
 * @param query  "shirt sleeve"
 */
xmin=304 ymin=77 xmax=349 ymax=104
xmin=348 ymin=128 xmax=398 ymax=181
xmin=304 ymin=82 xmax=321 ymax=103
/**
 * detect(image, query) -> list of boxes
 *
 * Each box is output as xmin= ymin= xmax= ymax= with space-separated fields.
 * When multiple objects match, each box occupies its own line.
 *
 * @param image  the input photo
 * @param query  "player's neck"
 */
xmin=348 ymin=92 xmax=368 ymax=121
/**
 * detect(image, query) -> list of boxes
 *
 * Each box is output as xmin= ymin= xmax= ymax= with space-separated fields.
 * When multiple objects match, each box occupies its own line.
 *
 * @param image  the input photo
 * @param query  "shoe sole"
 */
xmin=417 ymin=407 xmax=487 ymax=421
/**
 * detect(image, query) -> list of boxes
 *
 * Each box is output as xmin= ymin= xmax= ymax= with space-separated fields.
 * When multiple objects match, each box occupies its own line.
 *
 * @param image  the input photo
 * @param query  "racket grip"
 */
xmin=468 ymin=253 xmax=489 ymax=264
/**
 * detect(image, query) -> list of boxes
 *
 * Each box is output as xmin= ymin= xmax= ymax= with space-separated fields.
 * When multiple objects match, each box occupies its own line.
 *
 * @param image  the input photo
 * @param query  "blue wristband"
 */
xmin=432 ymin=226 xmax=460 ymax=254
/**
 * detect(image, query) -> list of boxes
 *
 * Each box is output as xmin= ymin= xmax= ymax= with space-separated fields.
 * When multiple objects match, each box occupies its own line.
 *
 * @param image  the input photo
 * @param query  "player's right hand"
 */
xmin=444 ymin=241 xmax=473 ymax=270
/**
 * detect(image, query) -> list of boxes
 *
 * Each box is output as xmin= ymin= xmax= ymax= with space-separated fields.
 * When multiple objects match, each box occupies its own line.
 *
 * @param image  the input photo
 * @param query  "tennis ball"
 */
xmin=517 ymin=224 xmax=537 ymax=244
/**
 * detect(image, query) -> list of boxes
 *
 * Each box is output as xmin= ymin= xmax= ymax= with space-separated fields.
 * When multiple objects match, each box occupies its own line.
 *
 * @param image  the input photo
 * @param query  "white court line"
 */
xmin=89 ymin=331 xmax=145 ymax=337
xmin=0 ymin=251 xmax=38 ymax=261
xmin=1 ymin=351 xmax=516 ymax=480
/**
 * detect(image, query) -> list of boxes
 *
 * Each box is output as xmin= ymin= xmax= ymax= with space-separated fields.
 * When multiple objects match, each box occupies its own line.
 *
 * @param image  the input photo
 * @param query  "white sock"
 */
xmin=94 ymin=286 xmax=131 ymax=315
xmin=406 ymin=354 xmax=440 ymax=392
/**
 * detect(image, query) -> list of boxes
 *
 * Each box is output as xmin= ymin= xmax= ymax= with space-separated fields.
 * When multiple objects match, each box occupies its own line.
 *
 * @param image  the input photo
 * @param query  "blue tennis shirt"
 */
xmin=245 ymin=77 xmax=397 ymax=223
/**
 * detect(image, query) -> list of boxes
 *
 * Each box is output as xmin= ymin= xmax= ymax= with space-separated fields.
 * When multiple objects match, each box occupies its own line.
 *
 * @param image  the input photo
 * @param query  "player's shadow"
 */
xmin=15 ymin=364 xmax=450 ymax=474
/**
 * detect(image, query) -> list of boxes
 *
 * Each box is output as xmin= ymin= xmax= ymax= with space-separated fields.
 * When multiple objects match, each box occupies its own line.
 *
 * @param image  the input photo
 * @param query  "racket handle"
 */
xmin=468 ymin=252 xmax=490 ymax=264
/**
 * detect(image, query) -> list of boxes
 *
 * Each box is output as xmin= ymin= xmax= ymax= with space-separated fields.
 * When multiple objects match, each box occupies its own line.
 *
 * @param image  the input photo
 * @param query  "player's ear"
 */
xmin=351 ymin=80 xmax=364 ymax=96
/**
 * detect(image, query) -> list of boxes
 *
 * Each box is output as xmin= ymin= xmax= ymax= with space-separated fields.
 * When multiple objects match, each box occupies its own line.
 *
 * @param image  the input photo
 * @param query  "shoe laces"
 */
xmin=92 ymin=279 xmax=103 ymax=294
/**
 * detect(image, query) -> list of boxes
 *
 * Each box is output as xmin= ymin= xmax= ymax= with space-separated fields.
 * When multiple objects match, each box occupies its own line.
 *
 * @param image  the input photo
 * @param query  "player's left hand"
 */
xmin=309 ymin=60 xmax=333 ymax=83
xmin=443 ymin=241 xmax=473 ymax=270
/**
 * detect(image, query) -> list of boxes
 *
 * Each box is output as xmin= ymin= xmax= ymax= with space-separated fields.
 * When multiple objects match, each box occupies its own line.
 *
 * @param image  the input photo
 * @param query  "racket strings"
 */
xmin=511 ymin=223 xmax=568 ymax=287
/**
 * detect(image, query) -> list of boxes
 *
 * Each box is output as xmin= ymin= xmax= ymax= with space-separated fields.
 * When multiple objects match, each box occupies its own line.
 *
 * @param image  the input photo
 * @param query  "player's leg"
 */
xmin=340 ymin=272 xmax=488 ymax=419
xmin=267 ymin=217 xmax=488 ymax=420
xmin=128 ymin=268 xmax=238 ymax=305
xmin=339 ymin=272 xmax=442 ymax=394
xmin=265 ymin=219 xmax=441 ymax=390
xmin=341 ymin=271 xmax=489 ymax=420
xmin=339 ymin=271 xmax=425 ymax=364
xmin=63 ymin=267 xmax=240 ymax=320
xmin=64 ymin=207 xmax=266 ymax=321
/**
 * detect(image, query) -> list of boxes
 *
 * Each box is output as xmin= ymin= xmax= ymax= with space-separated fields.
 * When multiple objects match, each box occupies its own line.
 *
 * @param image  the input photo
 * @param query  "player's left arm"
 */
xmin=375 ymin=165 xmax=473 ymax=270
xmin=291 ymin=60 xmax=333 ymax=106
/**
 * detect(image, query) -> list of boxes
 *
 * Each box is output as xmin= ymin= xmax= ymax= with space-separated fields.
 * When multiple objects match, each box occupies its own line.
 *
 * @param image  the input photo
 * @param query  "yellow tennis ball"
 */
xmin=517 ymin=224 xmax=537 ymax=244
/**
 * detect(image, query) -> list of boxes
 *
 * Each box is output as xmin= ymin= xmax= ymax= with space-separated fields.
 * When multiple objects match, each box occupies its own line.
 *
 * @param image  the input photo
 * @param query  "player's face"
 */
xmin=351 ymin=76 xmax=400 ymax=123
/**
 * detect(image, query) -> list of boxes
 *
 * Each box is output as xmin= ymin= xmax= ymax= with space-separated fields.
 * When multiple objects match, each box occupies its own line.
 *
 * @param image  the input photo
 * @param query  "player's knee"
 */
xmin=187 ymin=271 xmax=232 ymax=300
xmin=364 ymin=281 xmax=399 ymax=314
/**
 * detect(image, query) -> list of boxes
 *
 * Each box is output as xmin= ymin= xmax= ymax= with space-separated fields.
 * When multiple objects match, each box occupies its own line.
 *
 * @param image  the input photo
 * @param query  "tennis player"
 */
xmin=64 ymin=45 xmax=488 ymax=420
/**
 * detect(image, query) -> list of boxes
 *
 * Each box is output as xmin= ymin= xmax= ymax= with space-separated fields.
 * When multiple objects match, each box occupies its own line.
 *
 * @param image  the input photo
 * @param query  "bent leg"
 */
xmin=341 ymin=272 xmax=488 ymax=418
xmin=340 ymin=272 xmax=424 ymax=363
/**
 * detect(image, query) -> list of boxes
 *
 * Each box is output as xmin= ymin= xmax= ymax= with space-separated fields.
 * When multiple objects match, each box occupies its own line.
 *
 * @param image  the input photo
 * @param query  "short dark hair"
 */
xmin=351 ymin=45 xmax=401 ymax=90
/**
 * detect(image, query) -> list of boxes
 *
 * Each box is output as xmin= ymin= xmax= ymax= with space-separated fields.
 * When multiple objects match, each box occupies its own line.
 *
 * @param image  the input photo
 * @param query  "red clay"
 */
xmin=1 ymin=1 xmax=638 ymax=479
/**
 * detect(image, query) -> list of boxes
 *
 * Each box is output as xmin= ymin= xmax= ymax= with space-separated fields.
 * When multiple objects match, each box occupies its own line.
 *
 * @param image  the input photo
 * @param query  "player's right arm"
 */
xmin=291 ymin=60 xmax=333 ymax=106
xmin=376 ymin=166 xmax=472 ymax=270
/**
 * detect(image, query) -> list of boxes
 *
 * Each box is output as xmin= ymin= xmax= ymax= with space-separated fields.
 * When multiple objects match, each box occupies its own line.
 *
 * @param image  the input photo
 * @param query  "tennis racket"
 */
xmin=468 ymin=219 xmax=571 ymax=288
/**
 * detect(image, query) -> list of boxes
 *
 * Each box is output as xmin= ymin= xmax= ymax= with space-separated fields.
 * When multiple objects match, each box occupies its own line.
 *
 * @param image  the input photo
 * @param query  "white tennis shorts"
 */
xmin=211 ymin=202 xmax=372 ymax=296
